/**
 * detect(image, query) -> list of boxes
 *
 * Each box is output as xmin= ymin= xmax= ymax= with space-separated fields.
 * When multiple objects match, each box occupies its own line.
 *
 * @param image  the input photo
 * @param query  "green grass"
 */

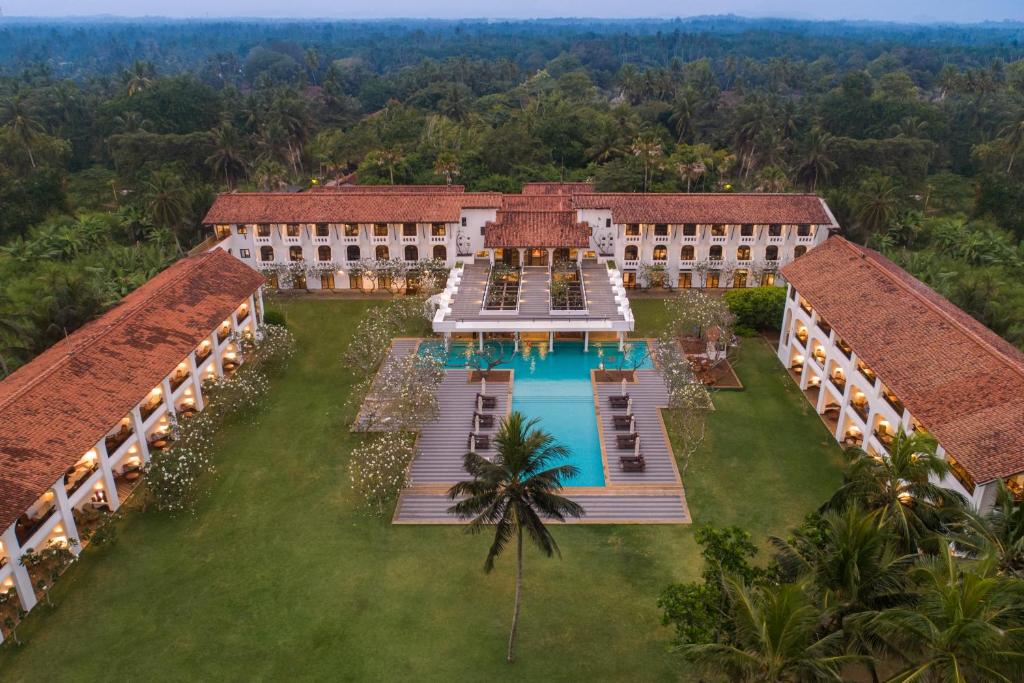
xmin=0 ymin=298 xmax=843 ymax=681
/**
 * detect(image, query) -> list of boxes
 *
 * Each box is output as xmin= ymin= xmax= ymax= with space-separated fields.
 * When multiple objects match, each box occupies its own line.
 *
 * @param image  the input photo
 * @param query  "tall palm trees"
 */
xmin=631 ymin=137 xmax=662 ymax=192
xmin=853 ymin=175 xmax=900 ymax=237
xmin=448 ymin=412 xmax=584 ymax=662
xmin=2 ymin=97 xmax=45 ymax=168
xmin=824 ymin=428 xmax=963 ymax=552
xmin=143 ymin=171 xmax=191 ymax=247
xmin=796 ymin=129 xmax=837 ymax=192
xmin=122 ymin=60 xmax=156 ymax=96
xmin=998 ymin=116 xmax=1024 ymax=174
xmin=952 ymin=481 xmax=1024 ymax=578
xmin=207 ymin=123 xmax=248 ymax=189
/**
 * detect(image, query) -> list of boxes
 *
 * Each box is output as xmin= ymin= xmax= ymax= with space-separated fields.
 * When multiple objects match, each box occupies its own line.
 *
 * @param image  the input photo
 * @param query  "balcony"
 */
xmin=430 ymin=235 xmax=446 ymax=243
xmin=857 ymin=362 xmax=877 ymax=385
xmin=284 ymin=236 xmax=301 ymax=245
xmin=829 ymin=374 xmax=846 ymax=393
xmin=882 ymin=389 xmax=905 ymax=416
xmin=794 ymin=329 xmax=808 ymax=347
xmin=401 ymin=235 xmax=418 ymax=244
xmin=836 ymin=338 xmax=852 ymax=358
xmin=105 ymin=425 xmax=133 ymax=453
xmin=16 ymin=505 xmax=56 ymax=545
xmin=681 ymin=235 xmax=697 ymax=243
xmin=195 ymin=344 xmax=212 ymax=362
xmin=624 ymin=234 xmax=641 ymax=243
xmin=372 ymin=235 xmax=388 ymax=244
xmin=810 ymin=347 xmax=826 ymax=368
xmin=65 ymin=461 xmax=100 ymax=497
xmin=169 ymin=371 xmax=189 ymax=392
xmin=851 ymin=401 xmax=869 ymax=423
xmin=622 ymin=259 xmax=639 ymax=269
xmin=768 ymin=235 xmax=784 ymax=243
xmin=874 ymin=428 xmax=894 ymax=453
xmin=710 ymin=235 xmax=727 ymax=243
xmin=343 ymin=235 xmax=359 ymax=244
xmin=217 ymin=326 xmax=231 ymax=344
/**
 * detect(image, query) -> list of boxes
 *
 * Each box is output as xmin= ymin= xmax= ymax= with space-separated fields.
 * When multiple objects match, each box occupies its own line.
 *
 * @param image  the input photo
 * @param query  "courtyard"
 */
xmin=0 ymin=298 xmax=844 ymax=681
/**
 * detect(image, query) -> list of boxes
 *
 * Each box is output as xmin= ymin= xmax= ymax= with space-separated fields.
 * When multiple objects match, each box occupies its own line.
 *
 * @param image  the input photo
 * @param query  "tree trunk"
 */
xmin=507 ymin=525 xmax=523 ymax=663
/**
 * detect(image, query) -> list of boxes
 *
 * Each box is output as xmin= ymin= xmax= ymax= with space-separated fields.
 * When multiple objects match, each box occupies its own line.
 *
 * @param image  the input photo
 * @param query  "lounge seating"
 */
xmin=476 ymin=393 xmax=497 ymax=410
xmin=467 ymin=433 xmax=491 ymax=450
xmin=474 ymin=412 xmax=495 ymax=429
xmin=613 ymin=414 xmax=633 ymax=431
xmin=616 ymin=433 xmax=639 ymax=449
xmin=608 ymin=394 xmax=630 ymax=409
xmin=620 ymin=454 xmax=646 ymax=472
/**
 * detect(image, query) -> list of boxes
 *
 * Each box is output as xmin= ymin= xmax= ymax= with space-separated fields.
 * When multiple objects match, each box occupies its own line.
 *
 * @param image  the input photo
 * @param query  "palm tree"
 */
xmin=207 ymin=123 xmax=248 ymax=189
xmin=0 ymin=289 xmax=30 ymax=378
xmin=433 ymin=153 xmax=461 ymax=185
xmin=367 ymin=148 xmax=406 ymax=185
xmin=853 ymin=176 xmax=900 ymax=236
xmin=951 ymin=481 xmax=1024 ymax=578
xmin=999 ymin=116 xmax=1024 ymax=174
xmin=143 ymin=171 xmax=190 ymax=245
xmin=796 ymin=129 xmax=837 ymax=192
xmin=824 ymin=428 xmax=963 ymax=552
xmin=631 ymin=137 xmax=663 ymax=192
xmin=2 ymin=96 xmax=45 ymax=168
xmin=122 ymin=60 xmax=155 ymax=96
xmin=111 ymin=110 xmax=151 ymax=134
xmin=772 ymin=506 xmax=914 ymax=631
xmin=679 ymin=577 xmax=854 ymax=681
xmin=845 ymin=552 xmax=1024 ymax=682
xmin=448 ymin=412 xmax=585 ymax=663
xmin=668 ymin=92 xmax=695 ymax=143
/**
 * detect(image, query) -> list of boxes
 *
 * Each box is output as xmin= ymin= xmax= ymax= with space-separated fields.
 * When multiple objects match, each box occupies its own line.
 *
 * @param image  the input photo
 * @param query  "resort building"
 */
xmin=777 ymin=236 xmax=1024 ymax=511
xmin=0 ymin=250 xmax=264 ymax=632
xmin=201 ymin=182 xmax=837 ymax=293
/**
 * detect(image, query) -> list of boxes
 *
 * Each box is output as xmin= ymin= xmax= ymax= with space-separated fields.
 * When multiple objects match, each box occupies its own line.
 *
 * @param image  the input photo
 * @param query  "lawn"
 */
xmin=0 ymin=298 xmax=844 ymax=681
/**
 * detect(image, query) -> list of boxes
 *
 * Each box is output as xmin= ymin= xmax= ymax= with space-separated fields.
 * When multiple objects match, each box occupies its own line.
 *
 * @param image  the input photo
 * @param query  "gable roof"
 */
xmin=0 ymin=250 xmax=264 ymax=533
xmin=521 ymin=181 xmax=594 ymax=195
xmin=782 ymin=236 xmax=1024 ymax=484
xmin=202 ymin=192 xmax=502 ymax=224
xmin=572 ymin=193 xmax=834 ymax=225
xmin=484 ymin=211 xmax=591 ymax=248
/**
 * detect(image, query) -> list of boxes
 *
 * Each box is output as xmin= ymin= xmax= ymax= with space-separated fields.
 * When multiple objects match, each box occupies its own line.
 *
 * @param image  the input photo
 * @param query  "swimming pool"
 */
xmin=426 ymin=340 xmax=652 ymax=487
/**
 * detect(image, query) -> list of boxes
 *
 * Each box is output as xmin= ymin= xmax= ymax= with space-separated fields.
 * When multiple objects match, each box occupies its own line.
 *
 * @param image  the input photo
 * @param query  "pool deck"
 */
xmin=386 ymin=339 xmax=690 ymax=525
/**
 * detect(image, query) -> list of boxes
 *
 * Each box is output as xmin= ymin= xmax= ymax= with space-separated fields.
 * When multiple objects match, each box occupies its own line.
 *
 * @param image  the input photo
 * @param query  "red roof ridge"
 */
xmin=0 ymin=251 xmax=220 ymax=414
xmin=834 ymin=237 xmax=1024 ymax=381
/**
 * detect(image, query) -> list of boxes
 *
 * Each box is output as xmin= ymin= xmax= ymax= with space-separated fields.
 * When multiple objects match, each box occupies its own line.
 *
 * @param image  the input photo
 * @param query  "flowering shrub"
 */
xmin=356 ymin=348 xmax=445 ymax=432
xmin=145 ymin=324 xmax=295 ymax=514
xmin=348 ymin=433 xmax=416 ymax=516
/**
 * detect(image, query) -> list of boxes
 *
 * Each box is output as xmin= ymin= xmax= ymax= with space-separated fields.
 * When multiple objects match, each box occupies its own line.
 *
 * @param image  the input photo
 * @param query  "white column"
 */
xmin=52 ymin=479 xmax=81 ymax=557
xmin=257 ymin=287 xmax=265 ymax=324
xmin=187 ymin=351 xmax=205 ymax=411
xmin=160 ymin=378 xmax=176 ymax=419
xmin=584 ymin=331 xmax=589 ymax=352
xmin=95 ymin=439 xmax=120 ymax=512
xmin=211 ymin=332 xmax=224 ymax=377
xmin=1 ymin=525 xmax=37 ymax=611
xmin=130 ymin=406 xmax=151 ymax=464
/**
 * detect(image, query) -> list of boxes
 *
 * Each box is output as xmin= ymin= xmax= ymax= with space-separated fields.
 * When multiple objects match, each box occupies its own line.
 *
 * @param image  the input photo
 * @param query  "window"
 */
xmin=761 ymin=272 xmax=776 ymax=287
xmin=622 ymin=271 xmax=637 ymax=289
xmin=737 ymin=245 xmax=751 ymax=260
xmin=605 ymin=218 xmax=611 ymax=227
xmin=289 ymin=246 xmax=303 ymax=261
xmin=733 ymin=269 xmax=748 ymax=288
xmin=794 ymin=245 xmax=807 ymax=258
xmin=376 ymin=245 xmax=389 ymax=260
xmin=257 ymin=224 xmax=271 ymax=237
xmin=350 ymin=273 xmax=363 ymax=290
xmin=374 ymin=223 xmax=388 ymax=237
xmin=705 ymin=271 xmax=721 ymax=288
xmin=320 ymin=273 xmax=335 ymax=290
xmin=678 ymin=271 xmax=692 ymax=288
xmin=404 ymin=245 xmax=418 ymax=261
xmin=625 ymin=224 xmax=640 ymax=236
xmin=797 ymin=224 xmax=812 ymax=237
xmin=652 ymin=245 xmax=668 ymax=261
xmin=461 ymin=217 xmax=467 ymax=226
xmin=654 ymin=224 xmax=669 ymax=236
xmin=344 ymin=223 xmax=359 ymax=237
xmin=765 ymin=245 xmax=779 ymax=261
xmin=711 ymin=224 xmax=726 ymax=237
xmin=682 ymin=224 xmax=697 ymax=236
xmin=317 ymin=245 xmax=331 ymax=262
xmin=236 ymin=225 xmax=247 ymax=236
xmin=260 ymin=246 xmax=274 ymax=262
xmin=741 ymin=224 xmax=754 ymax=237
xmin=709 ymin=245 xmax=723 ymax=260
xmin=431 ymin=223 xmax=446 ymax=237
xmin=680 ymin=245 xmax=695 ymax=260
xmin=239 ymin=248 xmax=251 ymax=259
xmin=316 ymin=223 xmax=329 ymax=237
xmin=768 ymin=224 xmax=782 ymax=237
xmin=433 ymin=245 xmax=447 ymax=260
xmin=346 ymin=245 xmax=360 ymax=261
xmin=480 ymin=226 xmax=485 ymax=235
xmin=286 ymin=224 xmax=300 ymax=237
xmin=403 ymin=223 xmax=417 ymax=237
xmin=624 ymin=245 xmax=639 ymax=260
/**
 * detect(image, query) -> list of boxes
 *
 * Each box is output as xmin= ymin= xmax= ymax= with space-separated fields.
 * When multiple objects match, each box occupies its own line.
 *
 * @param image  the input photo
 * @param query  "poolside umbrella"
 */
xmin=634 ymin=436 xmax=641 ymax=458
xmin=620 ymin=377 xmax=627 ymax=396
xmin=481 ymin=377 xmax=487 ymax=395
xmin=474 ymin=414 xmax=480 ymax=434
xmin=630 ymin=415 xmax=636 ymax=434
xmin=626 ymin=397 xmax=633 ymax=416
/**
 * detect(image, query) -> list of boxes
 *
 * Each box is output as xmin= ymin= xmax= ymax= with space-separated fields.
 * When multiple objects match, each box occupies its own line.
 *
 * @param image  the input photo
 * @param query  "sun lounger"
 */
xmin=476 ymin=393 xmax=497 ymax=410
xmin=620 ymin=455 xmax=646 ymax=472
xmin=467 ymin=433 xmax=491 ymax=450
xmin=474 ymin=412 xmax=495 ymax=429
xmin=616 ymin=433 xmax=639 ymax=449
xmin=613 ymin=414 xmax=633 ymax=430
xmin=608 ymin=394 xmax=630 ymax=409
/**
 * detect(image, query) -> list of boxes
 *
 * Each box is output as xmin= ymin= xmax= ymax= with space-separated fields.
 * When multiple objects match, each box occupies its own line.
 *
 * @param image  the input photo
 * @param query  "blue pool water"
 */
xmin=424 ymin=340 xmax=652 ymax=487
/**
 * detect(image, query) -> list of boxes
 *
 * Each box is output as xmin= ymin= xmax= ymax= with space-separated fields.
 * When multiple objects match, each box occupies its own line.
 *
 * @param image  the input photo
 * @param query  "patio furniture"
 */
xmin=476 ymin=393 xmax=497 ymax=410
xmin=467 ymin=433 xmax=491 ymax=450
xmin=613 ymin=414 xmax=634 ymax=431
xmin=616 ymin=433 xmax=639 ymax=449
xmin=124 ymin=470 xmax=141 ymax=482
xmin=608 ymin=394 xmax=630 ymax=409
xmin=822 ymin=404 xmax=840 ymax=418
xmin=620 ymin=455 xmax=646 ymax=472
xmin=473 ymin=412 xmax=495 ymax=429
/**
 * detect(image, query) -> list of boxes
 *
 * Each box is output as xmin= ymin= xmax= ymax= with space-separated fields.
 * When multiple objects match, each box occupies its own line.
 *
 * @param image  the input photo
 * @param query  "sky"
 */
xmin=0 ymin=0 xmax=1021 ymax=23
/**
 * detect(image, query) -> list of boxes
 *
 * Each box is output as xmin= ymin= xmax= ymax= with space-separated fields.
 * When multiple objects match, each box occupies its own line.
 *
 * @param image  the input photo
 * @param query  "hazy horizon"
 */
xmin=1 ymin=1 xmax=1021 ymax=24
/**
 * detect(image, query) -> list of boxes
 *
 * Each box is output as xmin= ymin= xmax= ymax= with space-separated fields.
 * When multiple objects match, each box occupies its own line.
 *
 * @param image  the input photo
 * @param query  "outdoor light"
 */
xmin=95 ymin=482 xmax=104 ymax=490
xmin=54 ymin=525 xmax=63 ymax=534
xmin=151 ymin=387 xmax=161 ymax=397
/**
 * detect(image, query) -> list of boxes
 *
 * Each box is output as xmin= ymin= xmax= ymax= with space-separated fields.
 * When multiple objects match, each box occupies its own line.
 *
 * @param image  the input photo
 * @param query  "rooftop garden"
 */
xmin=549 ymin=261 xmax=586 ymax=311
xmin=482 ymin=263 xmax=520 ymax=311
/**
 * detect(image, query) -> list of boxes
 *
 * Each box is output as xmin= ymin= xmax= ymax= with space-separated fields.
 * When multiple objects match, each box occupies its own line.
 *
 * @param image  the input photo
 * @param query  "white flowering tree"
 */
xmin=654 ymin=332 xmax=713 ymax=474
xmin=348 ymin=433 xmax=416 ymax=516
xmin=356 ymin=347 xmax=445 ymax=432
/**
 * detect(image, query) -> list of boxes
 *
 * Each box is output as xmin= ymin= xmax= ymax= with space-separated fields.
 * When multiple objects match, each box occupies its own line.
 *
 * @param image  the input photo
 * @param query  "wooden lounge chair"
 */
xmin=476 ymin=393 xmax=497 ymax=410
xmin=616 ymin=433 xmax=639 ymax=449
xmin=467 ymin=433 xmax=491 ymax=450
xmin=608 ymin=394 xmax=630 ymax=409
xmin=613 ymin=414 xmax=633 ymax=431
xmin=620 ymin=455 xmax=646 ymax=472
xmin=474 ymin=412 xmax=495 ymax=429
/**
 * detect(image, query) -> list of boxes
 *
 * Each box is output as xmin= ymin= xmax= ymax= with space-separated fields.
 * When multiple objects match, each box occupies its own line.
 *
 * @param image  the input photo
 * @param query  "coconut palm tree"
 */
xmin=853 ymin=176 xmax=900 ymax=236
xmin=824 ymin=428 xmax=964 ymax=552
xmin=679 ymin=577 xmax=854 ymax=681
xmin=845 ymin=552 xmax=1024 ymax=682
xmin=0 ymin=289 xmax=30 ymax=378
xmin=951 ymin=480 xmax=1024 ymax=578
xmin=448 ymin=412 xmax=584 ymax=663
xmin=143 ymin=171 xmax=191 ymax=245
xmin=796 ymin=129 xmax=837 ymax=192
xmin=772 ymin=506 xmax=915 ymax=632
xmin=2 ymin=96 xmax=45 ymax=168
xmin=122 ymin=60 xmax=156 ymax=96
xmin=207 ymin=123 xmax=248 ymax=189
xmin=631 ymin=136 xmax=662 ymax=192
xmin=999 ymin=116 xmax=1024 ymax=174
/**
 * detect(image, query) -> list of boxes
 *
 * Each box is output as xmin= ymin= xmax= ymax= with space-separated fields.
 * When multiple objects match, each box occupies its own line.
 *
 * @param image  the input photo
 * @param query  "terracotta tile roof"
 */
xmin=572 ymin=193 xmax=834 ymax=225
xmin=202 ymin=192 xmax=501 ymax=224
xmin=500 ymin=195 xmax=574 ymax=211
xmin=0 ymin=250 xmax=264 ymax=532
xmin=310 ymin=184 xmax=466 ymax=193
xmin=521 ymin=181 xmax=594 ymax=195
xmin=484 ymin=210 xmax=591 ymax=248
xmin=782 ymin=236 xmax=1024 ymax=484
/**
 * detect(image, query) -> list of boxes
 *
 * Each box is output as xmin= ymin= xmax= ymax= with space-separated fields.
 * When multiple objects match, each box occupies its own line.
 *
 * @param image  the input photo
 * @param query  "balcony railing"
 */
xmin=105 ymin=427 xmax=133 ymax=453
xmin=857 ymin=362 xmax=877 ymax=385
xmin=169 ymin=373 xmax=189 ymax=392
xmin=882 ymin=390 xmax=905 ymax=416
xmin=836 ymin=338 xmax=852 ymax=358
xmin=874 ymin=429 xmax=894 ymax=452
xmin=16 ymin=505 xmax=56 ymax=545
xmin=829 ymin=375 xmax=846 ymax=392
xmin=66 ymin=463 xmax=100 ymax=496
xmin=140 ymin=400 xmax=162 ymax=422
xmin=851 ymin=401 xmax=869 ymax=422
